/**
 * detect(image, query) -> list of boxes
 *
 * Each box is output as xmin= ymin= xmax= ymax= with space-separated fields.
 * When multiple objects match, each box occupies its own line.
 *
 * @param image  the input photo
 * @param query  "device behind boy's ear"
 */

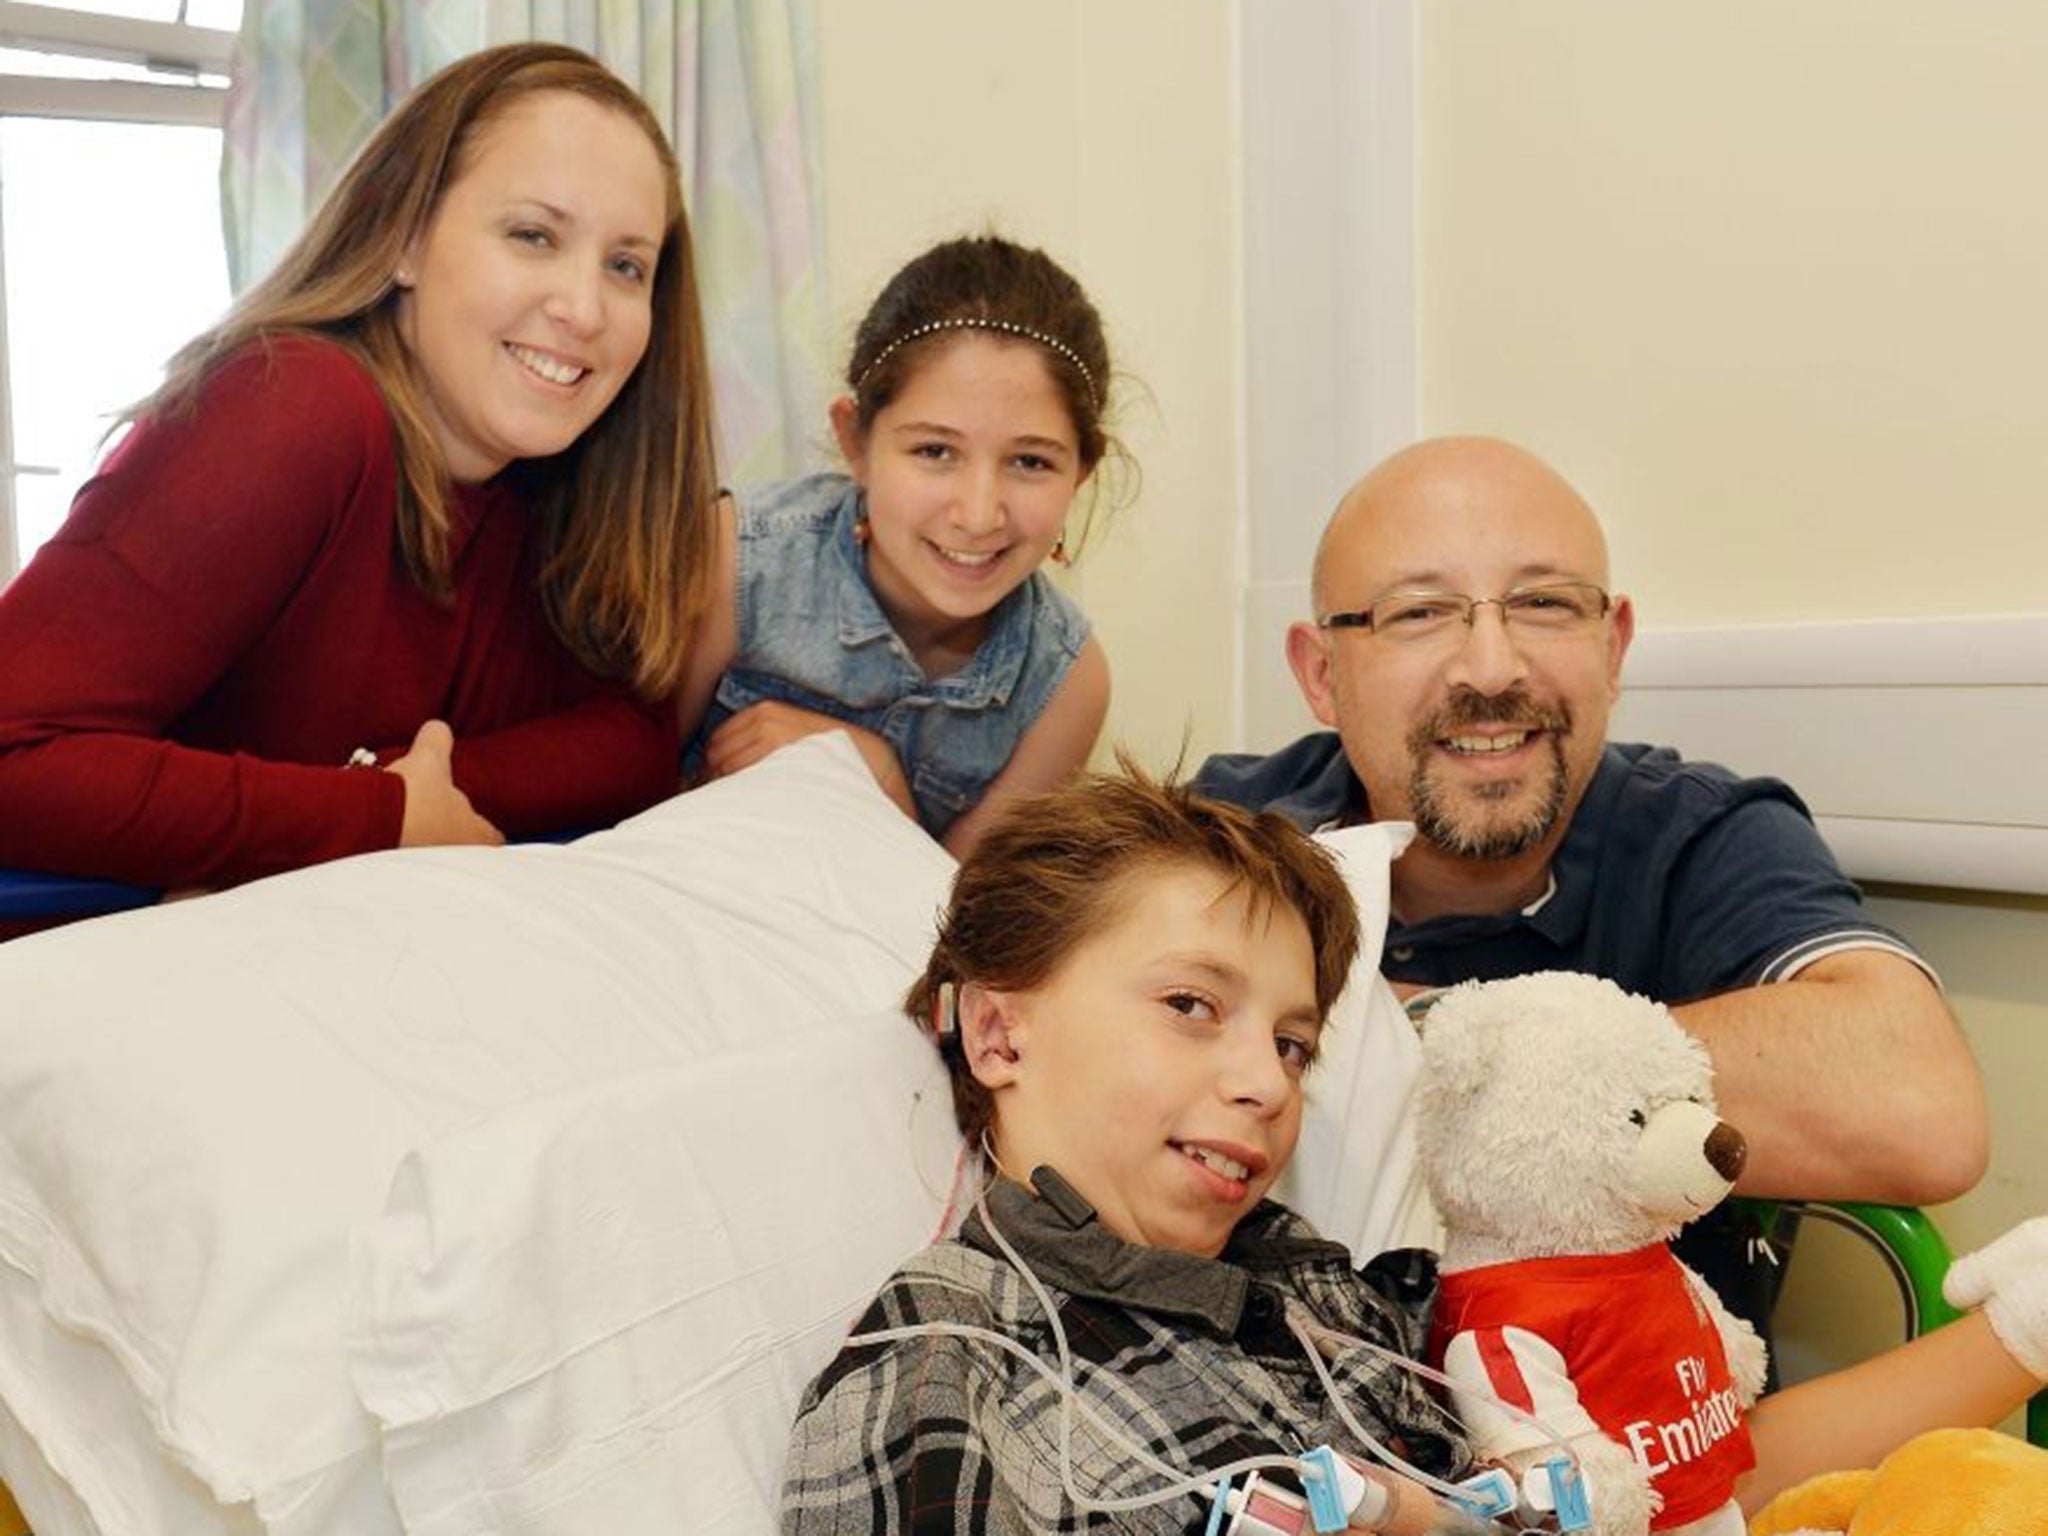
xmin=1028 ymin=1165 xmax=1096 ymax=1230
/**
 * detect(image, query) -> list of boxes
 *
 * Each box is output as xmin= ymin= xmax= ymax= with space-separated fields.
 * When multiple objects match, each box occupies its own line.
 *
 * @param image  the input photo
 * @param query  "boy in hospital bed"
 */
xmin=779 ymin=772 xmax=2048 ymax=1534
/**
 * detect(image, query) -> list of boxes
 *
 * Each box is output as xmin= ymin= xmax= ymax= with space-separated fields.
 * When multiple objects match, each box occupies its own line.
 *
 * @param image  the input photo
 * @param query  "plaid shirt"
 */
xmin=781 ymin=1176 xmax=1469 ymax=1534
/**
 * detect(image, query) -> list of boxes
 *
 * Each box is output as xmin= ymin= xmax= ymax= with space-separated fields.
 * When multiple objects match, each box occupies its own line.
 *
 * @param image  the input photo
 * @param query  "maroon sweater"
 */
xmin=0 ymin=335 xmax=678 ymax=890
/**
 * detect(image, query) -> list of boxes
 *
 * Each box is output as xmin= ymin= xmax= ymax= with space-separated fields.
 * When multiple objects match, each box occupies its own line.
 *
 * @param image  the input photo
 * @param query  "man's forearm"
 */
xmin=1673 ymin=950 xmax=1987 ymax=1203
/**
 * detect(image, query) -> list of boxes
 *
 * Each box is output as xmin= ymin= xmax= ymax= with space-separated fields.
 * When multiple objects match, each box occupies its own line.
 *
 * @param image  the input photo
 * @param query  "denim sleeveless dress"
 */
xmin=694 ymin=473 xmax=1091 ymax=838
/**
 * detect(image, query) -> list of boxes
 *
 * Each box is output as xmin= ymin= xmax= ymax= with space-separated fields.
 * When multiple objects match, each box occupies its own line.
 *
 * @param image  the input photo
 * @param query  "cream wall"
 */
xmin=815 ymin=0 xmax=1241 ymax=769
xmin=1420 ymin=0 xmax=2048 ymax=623
xmin=1420 ymin=0 xmax=2048 ymax=1400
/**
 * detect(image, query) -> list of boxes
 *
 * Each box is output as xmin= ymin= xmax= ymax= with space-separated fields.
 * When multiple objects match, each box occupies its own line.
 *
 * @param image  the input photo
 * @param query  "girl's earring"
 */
xmin=1048 ymin=532 xmax=1069 ymax=567
xmin=853 ymin=513 xmax=872 ymax=548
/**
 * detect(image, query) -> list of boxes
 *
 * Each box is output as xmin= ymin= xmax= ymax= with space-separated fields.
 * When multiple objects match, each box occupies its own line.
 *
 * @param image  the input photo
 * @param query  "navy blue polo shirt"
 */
xmin=1195 ymin=735 xmax=1924 ymax=1000
xmin=1195 ymin=734 xmax=1931 ymax=1346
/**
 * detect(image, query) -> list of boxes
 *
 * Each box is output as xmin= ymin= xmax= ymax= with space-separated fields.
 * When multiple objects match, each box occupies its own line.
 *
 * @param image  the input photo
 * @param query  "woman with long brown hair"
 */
xmin=0 ymin=43 xmax=719 ymax=899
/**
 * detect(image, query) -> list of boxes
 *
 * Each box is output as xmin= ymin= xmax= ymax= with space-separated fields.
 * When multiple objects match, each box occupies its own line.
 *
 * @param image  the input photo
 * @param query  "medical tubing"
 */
xmin=1284 ymin=1310 xmax=1484 ymax=1505
xmin=848 ymin=1173 xmax=1306 ymax=1517
xmin=975 ymin=1178 xmax=1313 ymax=1513
xmin=1291 ymin=1312 xmax=1584 ymax=1477
xmin=844 ymin=1320 xmax=1306 ymax=1509
xmin=1334 ymin=1467 xmax=1513 ymax=1536
xmin=849 ymin=1167 xmax=1563 ymax=1526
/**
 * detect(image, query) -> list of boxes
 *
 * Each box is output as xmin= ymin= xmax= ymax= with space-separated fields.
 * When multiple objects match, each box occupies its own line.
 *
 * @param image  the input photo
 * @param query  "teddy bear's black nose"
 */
xmin=1705 ymin=1121 xmax=1747 ymax=1181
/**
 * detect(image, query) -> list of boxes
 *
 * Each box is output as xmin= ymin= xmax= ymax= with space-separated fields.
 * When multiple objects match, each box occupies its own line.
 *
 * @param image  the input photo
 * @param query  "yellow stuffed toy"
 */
xmin=1750 ymin=1426 xmax=2048 ymax=1535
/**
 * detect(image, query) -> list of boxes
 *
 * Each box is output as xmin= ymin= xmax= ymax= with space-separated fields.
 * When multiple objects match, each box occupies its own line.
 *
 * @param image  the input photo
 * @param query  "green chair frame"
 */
xmin=1742 ymin=1198 xmax=2046 ymax=1448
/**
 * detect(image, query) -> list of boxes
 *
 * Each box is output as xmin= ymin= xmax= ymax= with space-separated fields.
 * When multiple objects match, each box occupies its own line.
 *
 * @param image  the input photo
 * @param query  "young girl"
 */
xmin=781 ymin=772 xmax=2048 ymax=1533
xmin=0 ymin=44 xmax=719 ymax=903
xmin=679 ymin=235 xmax=1114 ymax=856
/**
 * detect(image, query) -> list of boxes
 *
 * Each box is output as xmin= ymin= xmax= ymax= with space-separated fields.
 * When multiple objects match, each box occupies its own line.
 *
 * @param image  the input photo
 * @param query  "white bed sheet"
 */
xmin=347 ymin=1011 xmax=962 ymax=1535
xmin=0 ymin=735 xmax=954 ymax=1535
xmin=1280 ymin=820 xmax=1441 ymax=1256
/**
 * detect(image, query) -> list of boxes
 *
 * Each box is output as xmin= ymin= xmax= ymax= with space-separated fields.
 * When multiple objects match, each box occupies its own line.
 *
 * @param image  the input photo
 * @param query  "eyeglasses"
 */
xmin=1318 ymin=581 xmax=1611 ymax=642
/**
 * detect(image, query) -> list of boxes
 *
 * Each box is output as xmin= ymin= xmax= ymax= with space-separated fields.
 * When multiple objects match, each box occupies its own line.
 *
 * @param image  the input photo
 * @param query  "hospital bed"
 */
xmin=0 ymin=734 xmax=2037 ymax=1534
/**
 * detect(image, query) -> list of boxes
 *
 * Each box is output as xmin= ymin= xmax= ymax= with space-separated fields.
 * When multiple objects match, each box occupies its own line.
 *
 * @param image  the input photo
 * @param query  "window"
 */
xmin=0 ymin=1 xmax=241 ymax=582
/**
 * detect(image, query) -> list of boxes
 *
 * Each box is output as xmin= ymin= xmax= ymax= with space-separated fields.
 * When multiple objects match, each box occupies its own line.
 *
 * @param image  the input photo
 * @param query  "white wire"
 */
xmin=1286 ymin=1307 xmax=1478 ymax=1504
xmin=1290 ymin=1311 xmax=1586 ymax=1478
xmin=844 ymin=1321 xmax=1306 ymax=1510
xmin=848 ymin=1171 xmax=1306 ymax=1515
xmin=973 ymin=1173 xmax=1311 ymax=1512
xmin=848 ymin=1166 xmax=1563 ymax=1528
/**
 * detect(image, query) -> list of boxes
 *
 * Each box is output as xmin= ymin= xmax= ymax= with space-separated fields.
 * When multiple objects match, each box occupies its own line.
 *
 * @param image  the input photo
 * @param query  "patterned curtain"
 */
xmin=222 ymin=0 xmax=827 ymax=484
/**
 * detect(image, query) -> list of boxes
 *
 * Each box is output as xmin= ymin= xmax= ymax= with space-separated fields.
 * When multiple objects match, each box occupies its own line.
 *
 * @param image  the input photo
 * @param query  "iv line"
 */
xmin=845 ymin=1165 xmax=1573 ymax=1527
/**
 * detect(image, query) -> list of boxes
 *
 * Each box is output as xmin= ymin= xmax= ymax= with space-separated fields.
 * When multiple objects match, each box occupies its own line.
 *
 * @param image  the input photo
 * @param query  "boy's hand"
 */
xmin=1944 ymin=1214 xmax=2048 ymax=1379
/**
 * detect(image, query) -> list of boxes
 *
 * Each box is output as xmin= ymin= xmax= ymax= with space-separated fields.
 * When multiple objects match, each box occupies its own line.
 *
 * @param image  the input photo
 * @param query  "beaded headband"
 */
xmin=854 ymin=316 xmax=1098 ymax=407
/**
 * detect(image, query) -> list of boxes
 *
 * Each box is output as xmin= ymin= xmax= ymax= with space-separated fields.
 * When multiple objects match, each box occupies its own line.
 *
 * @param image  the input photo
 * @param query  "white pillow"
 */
xmin=0 ymin=734 xmax=954 ymax=1533
xmin=337 ymin=817 xmax=1430 ymax=1536
xmin=347 ymin=1011 xmax=963 ymax=1536
xmin=1278 ymin=821 xmax=1441 ymax=1256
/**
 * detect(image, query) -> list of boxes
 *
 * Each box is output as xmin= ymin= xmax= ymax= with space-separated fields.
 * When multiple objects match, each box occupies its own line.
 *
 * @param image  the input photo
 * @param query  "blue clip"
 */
xmin=1202 ymin=1476 xmax=1231 ymax=1536
xmin=1298 ymin=1445 xmax=1350 ymax=1533
xmin=1451 ymin=1466 xmax=1518 ymax=1520
xmin=1542 ymin=1455 xmax=1593 ymax=1533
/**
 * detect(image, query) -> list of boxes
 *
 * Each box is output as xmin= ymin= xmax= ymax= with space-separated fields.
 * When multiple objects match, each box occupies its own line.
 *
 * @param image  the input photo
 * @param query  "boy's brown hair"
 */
xmin=905 ymin=765 xmax=1360 ymax=1146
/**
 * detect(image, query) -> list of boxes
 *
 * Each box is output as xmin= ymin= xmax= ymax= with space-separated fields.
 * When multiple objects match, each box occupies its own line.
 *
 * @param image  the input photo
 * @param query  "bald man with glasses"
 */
xmin=1196 ymin=435 xmax=1986 ymax=1342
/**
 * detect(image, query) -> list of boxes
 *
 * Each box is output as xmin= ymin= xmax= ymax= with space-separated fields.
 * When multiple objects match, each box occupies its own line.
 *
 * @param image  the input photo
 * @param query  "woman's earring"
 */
xmin=1048 ymin=532 xmax=1069 ymax=567
xmin=853 ymin=512 xmax=872 ymax=548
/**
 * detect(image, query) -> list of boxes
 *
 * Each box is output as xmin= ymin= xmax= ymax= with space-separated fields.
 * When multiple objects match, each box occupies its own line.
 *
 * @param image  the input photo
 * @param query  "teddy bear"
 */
xmin=1414 ymin=970 xmax=1769 ymax=1536
xmin=1410 ymin=970 xmax=2048 ymax=1536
